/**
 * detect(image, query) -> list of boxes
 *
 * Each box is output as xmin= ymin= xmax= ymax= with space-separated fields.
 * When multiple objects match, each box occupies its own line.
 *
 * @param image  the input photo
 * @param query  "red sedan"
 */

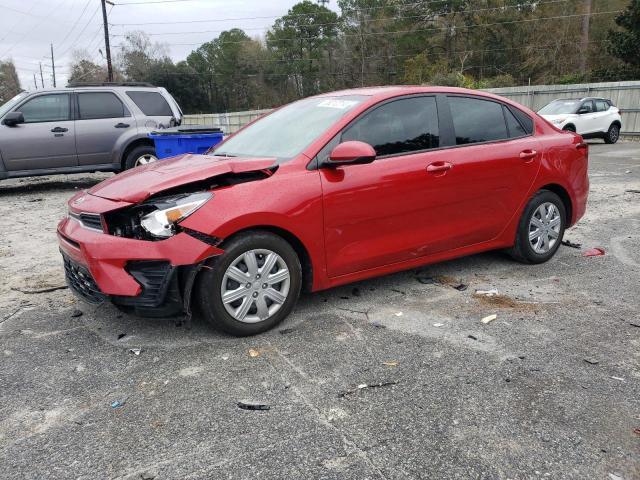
xmin=57 ymin=86 xmax=589 ymax=336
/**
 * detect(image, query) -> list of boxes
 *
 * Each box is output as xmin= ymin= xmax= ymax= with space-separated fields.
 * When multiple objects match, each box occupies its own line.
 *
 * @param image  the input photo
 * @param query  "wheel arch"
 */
xmin=539 ymin=183 xmax=573 ymax=226
xmin=610 ymin=119 xmax=622 ymax=128
xmin=562 ymin=124 xmax=576 ymax=132
xmin=120 ymin=137 xmax=155 ymax=170
xmin=220 ymin=225 xmax=314 ymax=293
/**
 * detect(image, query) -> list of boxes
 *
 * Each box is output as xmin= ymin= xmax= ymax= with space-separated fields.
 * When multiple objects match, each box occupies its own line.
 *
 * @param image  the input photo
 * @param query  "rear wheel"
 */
xmin=124 ymin=145 xmax=157 ymax=170
xmin=508 ymin=190 xmax=566 ymax=264
xmin=197 ymin=232 xmax=302 ymax=336
xmin=604 ymin=123 xmax=620 ymax=144
xmin=562 ymin=125 xmax=576 ymax=132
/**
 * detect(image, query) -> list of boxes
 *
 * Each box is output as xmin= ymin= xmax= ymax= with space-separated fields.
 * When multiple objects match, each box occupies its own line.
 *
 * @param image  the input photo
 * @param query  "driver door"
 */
xmin=576 ymin=100 xmax=598 ymax=134
xmin=0 ymin=93 xmax=77 ymax=171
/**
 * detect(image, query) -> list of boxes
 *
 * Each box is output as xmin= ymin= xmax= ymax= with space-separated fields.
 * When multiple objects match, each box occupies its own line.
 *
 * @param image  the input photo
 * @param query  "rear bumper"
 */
xmin=58 ymin=216 xmax=223 ymax=315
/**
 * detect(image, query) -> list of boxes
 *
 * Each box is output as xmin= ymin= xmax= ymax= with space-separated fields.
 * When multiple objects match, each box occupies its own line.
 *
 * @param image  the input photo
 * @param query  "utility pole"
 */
xmin=33 ymin=73 xmax=38 ymax=90
xmin=101 ymin=0 xmax=114 ymax=82
xmin=39 ymin=62 xmax=44 ymax=88
xmin=579 ymin=0 xmax=592 ymax=75
xmin=50 ymin=43 xmax=56 ymax=87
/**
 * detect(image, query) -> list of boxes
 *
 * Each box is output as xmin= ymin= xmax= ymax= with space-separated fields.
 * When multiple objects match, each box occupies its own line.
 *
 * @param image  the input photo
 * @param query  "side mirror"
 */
xmin=2 ymin=112 xmax=24 ymax=126
xmin=326 ymin=141 xmax=376 ymax=167
xmin=577 ymin=107 xmax=590 ymax=114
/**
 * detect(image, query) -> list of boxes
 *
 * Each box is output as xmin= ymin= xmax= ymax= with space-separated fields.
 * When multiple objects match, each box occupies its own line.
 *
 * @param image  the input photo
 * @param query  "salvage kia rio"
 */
xmin=57 ymin=86 xmax=589 ymax=336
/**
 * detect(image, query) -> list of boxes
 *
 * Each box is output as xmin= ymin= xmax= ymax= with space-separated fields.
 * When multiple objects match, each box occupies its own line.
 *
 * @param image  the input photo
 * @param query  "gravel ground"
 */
xmin=0 ymin=142 xmax=639 ymax=480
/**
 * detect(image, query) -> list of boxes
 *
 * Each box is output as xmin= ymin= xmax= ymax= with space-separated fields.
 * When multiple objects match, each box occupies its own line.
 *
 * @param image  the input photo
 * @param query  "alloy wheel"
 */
xmin=135 ymin=154 xmax=158 ymax=166
xmin=610 ymin=126 xmax=619 ymax=142
xmin=220 ymin=249 xmax=291 ymax=323
xmin=528 ymin=202 xmax=561 ymax=254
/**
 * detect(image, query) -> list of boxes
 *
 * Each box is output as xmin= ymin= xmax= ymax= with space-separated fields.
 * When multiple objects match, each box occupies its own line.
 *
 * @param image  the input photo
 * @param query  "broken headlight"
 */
xmin=140 ymin=192 xmax=212 ymax=239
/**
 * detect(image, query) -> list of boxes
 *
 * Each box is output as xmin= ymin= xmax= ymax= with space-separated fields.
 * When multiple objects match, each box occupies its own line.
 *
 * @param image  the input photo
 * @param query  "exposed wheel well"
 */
xmin=120 ymin=138 xmax=155 ymax=171
xmin=610 ymin=120 xmax=621 ymax=129
xmin=220 ymin=226 xmax=314 ymax=293
xmin=539 ymin=184 xmax=572 ymax=225
xmin=562 ymin=124 xmax=576 ymax=132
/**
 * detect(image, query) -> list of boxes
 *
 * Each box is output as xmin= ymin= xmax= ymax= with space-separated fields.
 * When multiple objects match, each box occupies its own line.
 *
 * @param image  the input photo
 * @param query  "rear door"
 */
xmin=74 ymin=91 xmax=132 ymax=166
xmin=427 ymin=95 xmax=541 ymax=251
xmin=0 ymin=92 xmax=76 ymax=171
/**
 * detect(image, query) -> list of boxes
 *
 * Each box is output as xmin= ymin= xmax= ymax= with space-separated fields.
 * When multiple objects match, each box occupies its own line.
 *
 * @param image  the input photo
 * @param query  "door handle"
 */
xmin=519 ymin=149 xmax=537 ymax=160
xmin=51 ymin=127 xmax=68 ymax=133
xmin=114 ymin=123 xmax=130 ymax=128
xmin=426 ymin=162 xmax=452 ymax=174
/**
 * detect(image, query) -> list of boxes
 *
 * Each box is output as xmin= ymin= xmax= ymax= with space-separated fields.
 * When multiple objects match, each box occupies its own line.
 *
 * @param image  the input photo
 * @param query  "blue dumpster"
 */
xmin=149 ymin=126 xmax=224 ymax=159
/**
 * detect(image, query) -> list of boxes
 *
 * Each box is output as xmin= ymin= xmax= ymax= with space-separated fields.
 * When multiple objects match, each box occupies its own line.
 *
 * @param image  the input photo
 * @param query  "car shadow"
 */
xmin=0 ymin=176 xmax=107 ymax=196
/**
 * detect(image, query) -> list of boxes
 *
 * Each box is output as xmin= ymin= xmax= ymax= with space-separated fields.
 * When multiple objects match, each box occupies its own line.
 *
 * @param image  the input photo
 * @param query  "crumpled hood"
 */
xmin=88 ymin=154 xmax=276 ymax=203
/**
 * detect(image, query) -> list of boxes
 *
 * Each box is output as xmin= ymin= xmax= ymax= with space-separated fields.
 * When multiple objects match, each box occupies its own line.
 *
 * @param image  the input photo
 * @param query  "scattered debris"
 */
xmin=481 ymin=314 xmax=497 ymax=324
xmin=561 ymin=239 xmax=582 ymax=248
xmin=433 ymin=323 xmax=444 ymax=327
xmin=416 ymin=274 xmax=436 ymax=285
xmin=453 ymin=283 xmax=468 ymax=291
xmin=140 ymin=472 xmax=156 ymax=480
xmin=382 ymin=361 xmax=399 ymax=367
xmin=608 ymin=473 xmax=624 ymax=480
xmin=248 ymin=348 xmax=261 ymax=358
xmin=625 ymin=170 xmax=632 ymax=174
xmin=351 ymin=287 xmax=361 ymax=297
xmin=11 ymin=285 xmax=68 ymax=294
xmin=467 ymin=334 xmax=478 ymax=340
xmin=625 ymin=189 xmax=640 ymax=194
xmin=117 ymin=333 xmax=127 ymax=340
xmin=221 ymin=354 xmax=230 ymax=360
xmin=629 ymin=321 xmax=640 ymax=328
xmin=583 ymin=358 xmax=600 ymax=365
xmin=27 ymin=198 xmax=43 ymax=202
xmin=70 ymin=309 xmax=83 ymax=318
xmin=279 ymin=327 xmax=295 ymax=335
xmin=633 ymin=427 xmax=640 ymax=437
xmin=237 ymin=400 xmax=270 ymax=411
xmin=611 ymin=376 xmax=625 ymax=382
xmin=370 ymin=321 xmax=387 ymax=329
xmin=394 ymin=312 xmax=403 ymax=317
xmin=129 ymin=348 xmax=142 ymax=356
xmin=475 ymin=289 xmax=499 ymax=297
xmin=389 ymin=288 xmax=405 ymax=294
xmin=111 ymin=399 xmax=126 ymax=409
xmin=339 ymin=296 xmax=349 ymax=300
xmin=583 ymin=247 xmax=606 ymax=257
xmin=338 ymin=381 xmax=398 ymax=398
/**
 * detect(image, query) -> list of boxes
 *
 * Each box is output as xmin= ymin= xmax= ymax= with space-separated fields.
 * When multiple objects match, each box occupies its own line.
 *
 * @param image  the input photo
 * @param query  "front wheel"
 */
xmin=197 ymin=232 xmax=302 ymax=336
xmin=124 ymin=145 xmax=158 ymax=170
xmin=604 ymin=123 xmax=620 ymax=144
xmin=508 ymin=190 xmax=566 ymax=264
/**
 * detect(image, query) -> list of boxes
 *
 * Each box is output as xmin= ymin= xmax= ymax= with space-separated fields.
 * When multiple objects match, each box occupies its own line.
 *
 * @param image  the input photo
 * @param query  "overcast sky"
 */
xmin=0 ymin=0 xmax=339 ymax=90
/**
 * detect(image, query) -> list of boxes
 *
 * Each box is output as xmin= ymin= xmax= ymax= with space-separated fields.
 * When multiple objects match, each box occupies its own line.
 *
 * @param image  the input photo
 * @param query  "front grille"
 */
xmin=62 ymin=254 xmax=106 ymax=304
xmin=69 ymin=212 xmax=103 ymax=232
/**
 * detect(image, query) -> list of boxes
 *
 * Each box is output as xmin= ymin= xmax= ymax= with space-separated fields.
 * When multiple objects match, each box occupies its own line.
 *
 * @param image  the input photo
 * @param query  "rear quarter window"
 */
xmin=507 ymin=105 xmax=534 ymax=135
xmin=126 ymin=91 xmax=173 ymax=117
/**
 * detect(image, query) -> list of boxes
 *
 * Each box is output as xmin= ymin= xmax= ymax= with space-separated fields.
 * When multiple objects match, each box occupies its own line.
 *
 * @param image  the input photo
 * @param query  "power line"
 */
xmin=54 ymin=0 xmax=93 ymax=54
xmin=57 ymin=4 xmax=102 ymax=59
xmin=110 ymin=0 xmax=571 ymax=37
xmin=113 ymin=0 xmax=204 ymax=4
xmin=111 ymin=10 xmax=620 ymax=49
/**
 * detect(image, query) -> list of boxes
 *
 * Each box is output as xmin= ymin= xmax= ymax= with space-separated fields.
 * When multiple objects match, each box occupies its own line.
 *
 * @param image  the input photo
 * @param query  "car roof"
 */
xmin=22 ymin=85 xmax=162 ymax=95
xmin=315 ymin=85 xmax=519 ymax=103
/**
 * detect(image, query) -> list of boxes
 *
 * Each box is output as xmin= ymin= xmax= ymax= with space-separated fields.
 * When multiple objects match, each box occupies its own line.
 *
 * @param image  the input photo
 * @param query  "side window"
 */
xmin=78 ymin=92 xmax=126 ymax=120
xmin=19 ymin=94 xmax=70 ymax=123
xmin=448 ymin=96 xmax=508 ymax=145
xmin=341 ymin=96 xmax=439 ymax=156
xmin=595 ymin=100 xmax=609 ymax=112
xmin=508 ymin=105 xmax=534 ymax=135
xmin=580 ymin=100 xmax=594 ymax=113
xmin=503 ymin=106 xmax=526 ymax=138
xmin=126 ymin=91 xmax=173 ymax=117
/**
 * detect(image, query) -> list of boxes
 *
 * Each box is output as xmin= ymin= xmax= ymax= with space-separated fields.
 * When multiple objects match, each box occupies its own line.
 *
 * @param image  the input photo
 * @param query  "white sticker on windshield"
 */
xmin=317 ymin=99 xmax=358 ymax=109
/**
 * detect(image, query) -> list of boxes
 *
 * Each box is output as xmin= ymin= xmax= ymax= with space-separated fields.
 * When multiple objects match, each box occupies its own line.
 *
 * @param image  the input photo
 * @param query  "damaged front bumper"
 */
xmin=57 ymin=215 xmax=223 ymax=317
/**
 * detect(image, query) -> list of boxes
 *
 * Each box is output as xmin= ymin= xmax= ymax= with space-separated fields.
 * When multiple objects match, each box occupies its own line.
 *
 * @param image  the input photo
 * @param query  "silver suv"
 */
xmin=0 ymin=82 xmax=183 ymax=179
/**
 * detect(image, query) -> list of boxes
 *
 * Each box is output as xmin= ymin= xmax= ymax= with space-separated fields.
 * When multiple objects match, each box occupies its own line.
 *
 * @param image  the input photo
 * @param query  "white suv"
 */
xmin=538 ymin=97 xmax=622 ymax=144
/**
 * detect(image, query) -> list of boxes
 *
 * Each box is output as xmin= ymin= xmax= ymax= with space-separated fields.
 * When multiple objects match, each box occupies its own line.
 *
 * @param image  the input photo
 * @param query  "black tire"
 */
xmin=604 ymin=123 xmax=620 ymax=144
xmin=508 ymin=190 xmax=566 ymax=264
xmin=197 ymin=231 xmax=302 ymax=336
xmin=562 ymin=125 xmax=576 ymax=132
xmin=123 ymin=144 xmax=157 ymax=170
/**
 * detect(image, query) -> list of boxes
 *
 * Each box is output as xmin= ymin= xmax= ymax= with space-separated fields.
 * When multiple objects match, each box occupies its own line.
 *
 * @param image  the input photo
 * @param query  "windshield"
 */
xmin=538 ymin=100 xmax=580 ymax=115
xmin=212 ymin=95 xmax=367 ymax=160
xmin=0 ymin=92 xmax=28 ymax=118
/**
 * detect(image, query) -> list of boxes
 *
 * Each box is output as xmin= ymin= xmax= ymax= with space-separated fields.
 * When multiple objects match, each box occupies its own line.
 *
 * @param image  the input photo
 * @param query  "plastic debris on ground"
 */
xmin=561 ymin=239 xmax=582 ymax=248
xmin=117 ymin=333 xmax=127 ymax=340
xmin=476 ymin=289 xmax=499 ymax=297
xmin=129 ymin=348 xmax=142 ymax=356
xmin=70 ymin=310 xmax=83 ymax=318
xmin=625 ymin=189 xmax=640 ymax=193
xmin=584 ymin=358 xmax=600 ymax=365
xmin=394 ymin=312 xmax=403 ymax=317
xmin=433 ymin=323 xmax=444 ymax=327
xmin=382 ymin=361 xmax=399 ymax=367
xmin=339 ymin=381 xmax=398 ymax=398
xmin=583 ymin=247 xmax=606 ymax=257
xmin=111 ymin=399 xmax=126 ymax=409
xmin=370 ymin=321 xmax=386 ymax=329
xmin=237 ymin=400 xmax=270 ymax=411
xmin=453 ymin=283 xmax=468 ymax=291
xmin=481 ymin=314 xmax=497 ymax=324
